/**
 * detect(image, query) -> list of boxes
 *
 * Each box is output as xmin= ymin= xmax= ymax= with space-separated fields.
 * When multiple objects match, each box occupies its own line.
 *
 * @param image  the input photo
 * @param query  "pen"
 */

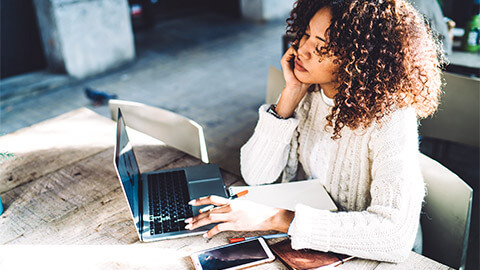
xmin=229 ymin=233 xmax=289 ymax=243
xmin=198 ymin=190 xmax=249 ymax=213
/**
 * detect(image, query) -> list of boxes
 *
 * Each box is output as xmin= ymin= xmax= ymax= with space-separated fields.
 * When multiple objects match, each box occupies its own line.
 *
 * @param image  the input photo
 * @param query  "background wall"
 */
xmin=0 ymin=0 xmax=46 ymax=79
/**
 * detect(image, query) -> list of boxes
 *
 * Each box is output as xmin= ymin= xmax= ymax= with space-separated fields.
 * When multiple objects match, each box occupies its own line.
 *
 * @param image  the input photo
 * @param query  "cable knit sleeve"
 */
xmin=288 ymin=108 xmax=425 ymax=263
xmin=240 ymin=104 xmax=299 ymax=185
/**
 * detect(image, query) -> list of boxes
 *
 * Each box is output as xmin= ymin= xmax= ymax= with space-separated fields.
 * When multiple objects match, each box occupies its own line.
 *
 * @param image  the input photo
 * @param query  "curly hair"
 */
xmin=287 ymin=0 xmax=446 ymax=138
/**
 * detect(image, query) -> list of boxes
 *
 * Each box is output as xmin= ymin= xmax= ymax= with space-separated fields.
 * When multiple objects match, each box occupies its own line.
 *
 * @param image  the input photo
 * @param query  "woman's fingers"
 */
xmin=204 ymin=223 xmax=233 ymax=238
xmin=189 ymin=195 xmax=229 ymax=207
xmin=185 ymin=212 xmax=230 ymax=231
xmin=186 ymin=203 xmax=231 ymax=222
xmin=281 ymin=46 xmax=297 ymax=70
xmin=185 ymin=204 xmax=231 ymax=227
xmin=280 ymin=45 xmax=304 ymax=90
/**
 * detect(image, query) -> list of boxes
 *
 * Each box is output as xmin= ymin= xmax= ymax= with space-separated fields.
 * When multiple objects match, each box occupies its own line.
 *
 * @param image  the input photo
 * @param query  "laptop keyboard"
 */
xmin=147 ymin=170 xmax=193 ymax=235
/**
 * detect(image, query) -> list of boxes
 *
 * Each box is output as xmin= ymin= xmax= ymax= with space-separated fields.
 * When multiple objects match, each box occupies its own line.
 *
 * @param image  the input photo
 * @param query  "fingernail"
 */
xmin=188 ymin=200 xmax=195 ymax=205
xmin=184 ymin=218 xmax=192 ymax=223
xmin=185 ymin=224 xmax=192 ymax=230
xmin=202 ymin=233 xmax=208 ymax=238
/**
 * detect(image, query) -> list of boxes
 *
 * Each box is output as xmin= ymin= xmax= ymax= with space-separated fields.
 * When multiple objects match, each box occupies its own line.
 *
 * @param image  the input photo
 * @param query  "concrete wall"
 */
xmin=33 ymin=0 xmax=135 ymax=79
xmin=240 ymin=0 xmax=295 ymax=21
xmin=33 ymin=0 xmax=65 ymax=73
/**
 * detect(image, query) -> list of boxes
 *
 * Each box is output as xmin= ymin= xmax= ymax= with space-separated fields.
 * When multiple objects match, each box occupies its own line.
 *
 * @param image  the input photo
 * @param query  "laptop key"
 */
xmin=148 ymin=170 xmax=191 ymax=235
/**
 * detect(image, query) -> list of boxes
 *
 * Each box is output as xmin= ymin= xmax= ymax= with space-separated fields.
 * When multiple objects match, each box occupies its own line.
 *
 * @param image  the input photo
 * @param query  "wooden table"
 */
xmin=0 ymin=108 xmax=452 ymax=269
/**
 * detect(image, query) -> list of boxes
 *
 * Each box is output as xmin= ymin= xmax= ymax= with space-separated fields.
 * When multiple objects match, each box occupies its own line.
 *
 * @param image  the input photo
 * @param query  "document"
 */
xmin=229 ymin=179 xmax=338 ymax=211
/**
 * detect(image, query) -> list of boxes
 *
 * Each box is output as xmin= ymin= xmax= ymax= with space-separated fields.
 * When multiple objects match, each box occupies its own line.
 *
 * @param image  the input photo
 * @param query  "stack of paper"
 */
xmin=229 ymin=179 xmax=337 ymax=211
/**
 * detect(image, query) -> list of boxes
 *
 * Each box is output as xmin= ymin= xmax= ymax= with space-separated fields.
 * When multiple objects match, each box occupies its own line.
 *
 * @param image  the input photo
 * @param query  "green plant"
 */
xmin=0 ymin=152 xmax=16 ymax=163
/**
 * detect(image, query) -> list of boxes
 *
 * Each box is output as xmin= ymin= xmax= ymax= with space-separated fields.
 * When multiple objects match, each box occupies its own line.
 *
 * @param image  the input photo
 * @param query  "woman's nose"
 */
xmin=297 ymin=38 xmax=311 ymax=60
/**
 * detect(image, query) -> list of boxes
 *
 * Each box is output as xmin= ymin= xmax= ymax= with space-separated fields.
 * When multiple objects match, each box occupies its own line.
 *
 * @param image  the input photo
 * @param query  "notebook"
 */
xmin=270 ymin=239 xmax=354 ymax=270
xmin=228 ymin=179 xmax=338 ymax=211
xmin=113 ymin=108 xmax=228 ymax=242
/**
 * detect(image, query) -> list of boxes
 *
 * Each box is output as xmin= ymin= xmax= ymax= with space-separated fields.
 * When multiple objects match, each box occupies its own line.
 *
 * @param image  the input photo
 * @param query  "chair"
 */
xmin=419 ymin=153 xmax=473 ymax=270
xmin=419 ymin=72 xmax=480 ymax=147
xmin=109 ymin=99 xmax=209 ymax=163
xmin=265 ymin=66 xmax=285 ymax=104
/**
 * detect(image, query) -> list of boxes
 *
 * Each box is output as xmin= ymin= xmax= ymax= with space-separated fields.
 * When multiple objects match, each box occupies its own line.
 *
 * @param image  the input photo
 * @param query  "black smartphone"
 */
xmin=190 ymin=238 xmax=275 ymax=270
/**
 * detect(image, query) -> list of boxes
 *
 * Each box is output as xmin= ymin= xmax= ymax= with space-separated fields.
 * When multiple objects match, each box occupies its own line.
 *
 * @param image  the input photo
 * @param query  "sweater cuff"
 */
xmin=288 ymin=204 xmax=331 ymax=252
xmin=256 ymin=104 xmax=299 ymax=144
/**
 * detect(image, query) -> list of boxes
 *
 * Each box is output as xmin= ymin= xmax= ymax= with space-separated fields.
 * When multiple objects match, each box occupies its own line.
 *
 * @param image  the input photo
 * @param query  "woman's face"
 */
xmin=294 ymin=7 xmax=338 ymax=87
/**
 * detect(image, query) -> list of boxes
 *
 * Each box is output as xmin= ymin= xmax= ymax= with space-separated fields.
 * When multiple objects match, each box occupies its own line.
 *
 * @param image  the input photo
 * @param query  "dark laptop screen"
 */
xmin=115 ymin=109 xmax=141 ymax=231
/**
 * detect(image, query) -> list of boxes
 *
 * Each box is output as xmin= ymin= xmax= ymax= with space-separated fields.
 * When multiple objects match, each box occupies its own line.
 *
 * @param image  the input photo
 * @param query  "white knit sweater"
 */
xmin=240 ymin=89 xmax=425 ymax=263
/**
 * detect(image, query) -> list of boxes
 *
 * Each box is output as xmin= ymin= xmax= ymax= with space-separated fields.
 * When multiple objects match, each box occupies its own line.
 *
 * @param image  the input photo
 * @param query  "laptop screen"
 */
xmin=114 ymin=109 xmax=141 ymax=231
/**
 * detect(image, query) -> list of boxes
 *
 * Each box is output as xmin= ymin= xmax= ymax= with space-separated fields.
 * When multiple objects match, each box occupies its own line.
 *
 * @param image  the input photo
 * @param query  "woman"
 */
xmin=185 ymin=0 xmax=444 ymax=263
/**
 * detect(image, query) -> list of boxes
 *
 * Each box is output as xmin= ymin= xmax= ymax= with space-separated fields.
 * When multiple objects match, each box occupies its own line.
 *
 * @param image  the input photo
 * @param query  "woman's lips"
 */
xmin=294 ymin=58 xmax=307 ymax=72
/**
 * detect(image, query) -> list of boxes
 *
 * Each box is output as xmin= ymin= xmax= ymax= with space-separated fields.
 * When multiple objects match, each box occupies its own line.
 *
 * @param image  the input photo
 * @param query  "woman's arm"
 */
xmin=276 ymin=43 xmax=311 ymax=118
xmin=240 ymin=45 xmax=310 ymax=185
xmin=288 ymin=109 xmax=425 ymax=263
xmin=240 ymin=105 xmax=299 ymax=185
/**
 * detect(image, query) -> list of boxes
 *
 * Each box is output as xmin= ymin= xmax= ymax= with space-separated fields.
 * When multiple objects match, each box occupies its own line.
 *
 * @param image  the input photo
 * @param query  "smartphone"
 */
xmin=190 ymin=238 xmax=275 ymax=270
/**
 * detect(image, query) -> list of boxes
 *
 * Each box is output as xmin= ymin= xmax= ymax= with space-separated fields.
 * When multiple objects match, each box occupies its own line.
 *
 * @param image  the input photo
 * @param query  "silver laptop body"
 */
xmin=113 ymin=108 xmax=228 ymax=242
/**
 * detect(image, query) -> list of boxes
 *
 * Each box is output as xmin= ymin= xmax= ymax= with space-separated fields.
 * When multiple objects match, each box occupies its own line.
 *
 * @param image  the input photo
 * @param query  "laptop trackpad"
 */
xmin=189 ymin=180 xmax=228 ymax=214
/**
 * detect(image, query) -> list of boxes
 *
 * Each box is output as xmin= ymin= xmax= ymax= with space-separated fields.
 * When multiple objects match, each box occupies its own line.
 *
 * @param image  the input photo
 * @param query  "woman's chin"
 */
xmin=294 ymin=70 xmax=310 ymax=83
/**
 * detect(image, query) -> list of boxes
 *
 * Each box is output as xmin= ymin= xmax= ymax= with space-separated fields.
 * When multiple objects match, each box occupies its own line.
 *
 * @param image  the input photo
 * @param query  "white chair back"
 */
xmin=419 ymin=153 xmax=473 ymax=270
xmin=109 ymin=99 xmax=209 ymax=163
xmin=265 ymin=66 xmax=285 ymax=104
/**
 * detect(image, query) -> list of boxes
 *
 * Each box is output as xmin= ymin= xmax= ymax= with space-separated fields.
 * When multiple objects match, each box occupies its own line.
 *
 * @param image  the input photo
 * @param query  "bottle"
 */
xmin=463 ymin=5 xmax=480 ymax=52
xmin=0 ymin=195 xmax=3 ymax=215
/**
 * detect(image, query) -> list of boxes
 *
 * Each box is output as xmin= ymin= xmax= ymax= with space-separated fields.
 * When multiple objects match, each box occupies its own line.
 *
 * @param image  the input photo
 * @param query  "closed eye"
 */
xmin=306 ymin=24 xmax=326 ymax=43
xmin=316 ymin=36 xmax=326 ymax=43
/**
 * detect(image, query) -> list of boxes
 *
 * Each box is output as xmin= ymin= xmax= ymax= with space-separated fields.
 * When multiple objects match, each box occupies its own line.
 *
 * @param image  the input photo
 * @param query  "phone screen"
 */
xmin=196 ymin=239 xmax=270 ymax=270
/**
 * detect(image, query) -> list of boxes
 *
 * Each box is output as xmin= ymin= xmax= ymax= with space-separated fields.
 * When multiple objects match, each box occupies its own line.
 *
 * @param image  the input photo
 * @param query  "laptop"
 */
xmin=113 ymin=108 xmax=228 ymax=242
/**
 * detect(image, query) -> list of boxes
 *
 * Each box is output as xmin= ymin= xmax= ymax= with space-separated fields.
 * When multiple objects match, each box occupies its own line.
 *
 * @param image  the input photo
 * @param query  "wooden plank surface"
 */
xmin=0 ymin=108 xmax=451 ymax=269
xmin=0 ymin=119 xmax=241 ymax=244
xmin=0 ymin=108 xmax=115 ymax=193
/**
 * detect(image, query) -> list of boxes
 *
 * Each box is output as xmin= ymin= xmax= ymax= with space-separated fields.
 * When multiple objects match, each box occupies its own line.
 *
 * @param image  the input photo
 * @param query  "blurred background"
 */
xmin=0 ymin=0 xmax=478 ymax=269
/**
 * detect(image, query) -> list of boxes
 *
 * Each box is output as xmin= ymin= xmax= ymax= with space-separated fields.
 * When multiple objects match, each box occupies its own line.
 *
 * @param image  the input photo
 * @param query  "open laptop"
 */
xmin=113 ymin=108 xmax=228 ymax=242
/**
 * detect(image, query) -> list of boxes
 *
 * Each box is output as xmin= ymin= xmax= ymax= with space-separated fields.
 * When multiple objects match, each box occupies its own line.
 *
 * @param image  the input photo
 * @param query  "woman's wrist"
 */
xmin=275 ymin=85 xmax=309 ymax=118
xmin=276 ymin=91 xmax=299 ymax=118
xmin=267 ymin=104 xmax=290 ymax=120
xmin=268 ymin=208 xmax=295 ymax=233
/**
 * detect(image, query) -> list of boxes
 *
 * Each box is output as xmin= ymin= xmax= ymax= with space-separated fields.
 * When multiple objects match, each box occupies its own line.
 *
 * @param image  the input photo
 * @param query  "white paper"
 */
xmin=229 ymin=179 xmax=337 ymax=211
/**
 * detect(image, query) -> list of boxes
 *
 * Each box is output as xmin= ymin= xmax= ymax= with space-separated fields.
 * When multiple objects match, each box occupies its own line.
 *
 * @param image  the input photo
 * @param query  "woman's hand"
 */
xmin=185 ymin=195 xmax=294 ymax=238
xmin=277 ymin=43 xmax=311 ymax=118
xmin=281 ymin=43 xmax=304 ymax=89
